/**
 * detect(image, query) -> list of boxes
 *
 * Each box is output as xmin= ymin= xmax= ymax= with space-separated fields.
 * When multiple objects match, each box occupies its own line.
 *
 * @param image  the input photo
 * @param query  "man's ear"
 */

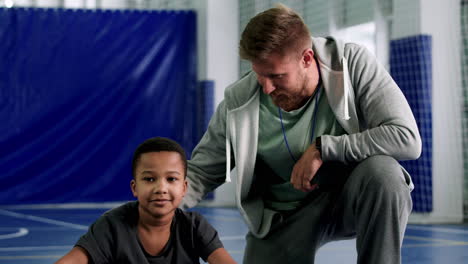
xmin=302 ymin=48 xmax=315 ymax=68
xmin=130 ymin=179 xmax=137 ymax=197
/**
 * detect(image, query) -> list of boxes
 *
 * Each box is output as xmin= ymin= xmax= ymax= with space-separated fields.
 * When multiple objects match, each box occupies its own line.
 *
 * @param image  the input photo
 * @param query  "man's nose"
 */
xmin=258 ymin=77 xmax=275 ymax=94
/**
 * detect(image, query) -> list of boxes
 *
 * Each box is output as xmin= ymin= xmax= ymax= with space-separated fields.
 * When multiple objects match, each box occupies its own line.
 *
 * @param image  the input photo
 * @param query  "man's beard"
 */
xmin=271 ymin=76 xmax=310 ymax=112
xmin=270 ymin=70 xmax=310 ymax=112
xmin=271 ymin=91 xmax=305 ymax=112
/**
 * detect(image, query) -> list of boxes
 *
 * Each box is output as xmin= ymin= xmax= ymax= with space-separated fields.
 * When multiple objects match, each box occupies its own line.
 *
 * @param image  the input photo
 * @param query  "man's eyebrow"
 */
xmin=257 ymin=71 xmax=285 ymax=77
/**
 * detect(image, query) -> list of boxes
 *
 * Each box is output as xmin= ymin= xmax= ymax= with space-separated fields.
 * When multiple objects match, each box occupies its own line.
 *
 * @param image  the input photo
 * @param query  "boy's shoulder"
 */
xmin=100 ymin=203 xmax=210 ymax=231
xmin=107 ymin=201 xmax=138 ymax=213
xmin=100 ymin=201 xmax=139 ymax=225
xmin=174 ymin=208 xmax=204 ymax=225
xmin=173 ymin=208 xmax=217 ymax=234
xmin=173 ymin=209 xmax=224 ymax=261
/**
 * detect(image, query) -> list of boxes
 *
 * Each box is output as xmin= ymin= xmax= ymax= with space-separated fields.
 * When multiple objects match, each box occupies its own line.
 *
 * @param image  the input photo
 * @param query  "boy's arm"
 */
xmin=190 ymin=211 xmax=235 ymax=263
xmin=207 ymin=248 xmax=237 ymax=264
xmin=55 ymin=246 xmax=89 ymax=264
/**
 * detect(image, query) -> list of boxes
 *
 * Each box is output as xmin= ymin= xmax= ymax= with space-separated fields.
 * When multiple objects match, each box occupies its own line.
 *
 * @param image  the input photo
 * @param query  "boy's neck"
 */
xmin=137 ymin=208 xmax=174 ymax=256
xmin=138 ymin=207 xmax=174 ymax=231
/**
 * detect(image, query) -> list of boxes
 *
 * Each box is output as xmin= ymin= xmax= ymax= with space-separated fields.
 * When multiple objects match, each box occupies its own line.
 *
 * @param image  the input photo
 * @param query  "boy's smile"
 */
xmin=131 ymin=151 xmax=187 ymax=221
xmin=149 ymin=197 xmax=173 ymax=207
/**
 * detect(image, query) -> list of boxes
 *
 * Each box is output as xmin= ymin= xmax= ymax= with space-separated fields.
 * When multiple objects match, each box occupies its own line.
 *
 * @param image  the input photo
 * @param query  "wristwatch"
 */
xmin=315 ymin=136 xmax=322 ymax=158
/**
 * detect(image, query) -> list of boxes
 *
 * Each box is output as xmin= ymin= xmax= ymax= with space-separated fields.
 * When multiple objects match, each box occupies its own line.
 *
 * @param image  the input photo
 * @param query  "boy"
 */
xmin=55 ymin=137 xmax=236 ymax=264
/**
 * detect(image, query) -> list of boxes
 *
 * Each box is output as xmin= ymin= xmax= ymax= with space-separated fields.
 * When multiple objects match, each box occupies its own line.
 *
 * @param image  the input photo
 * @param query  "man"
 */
xmin=181 ymin=4 xmax=421 ymax=264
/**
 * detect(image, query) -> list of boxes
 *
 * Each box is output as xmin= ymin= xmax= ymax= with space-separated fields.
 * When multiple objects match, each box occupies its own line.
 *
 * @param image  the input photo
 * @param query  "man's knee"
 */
xmin=348 ymin=155 xmax=411 ymax=197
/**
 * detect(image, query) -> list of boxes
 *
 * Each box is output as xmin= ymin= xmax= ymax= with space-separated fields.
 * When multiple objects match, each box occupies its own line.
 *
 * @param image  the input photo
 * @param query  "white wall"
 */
xmin=205 ymin=0 xmax=239 ymax=106
xmin=392 ymin=0 xmax=421 ymax=39
xmin=35 ymin=0 xmax=61 ymax=7
xmin=192 ymin=0 xmax=239 ymax=107
xmin=63 ymin=0 xmax=85 ymax=8
xmin=393 ymin=0 xmax=464 ymax=223
xmin=5 ymin=0 xmax=33 ymax=7
xmin=99 ymin=0 xmax=126 ymax=9
xmin=203 ymin=0 xmax=239 ymax=206
xmin=419 ymin=0 xmax=464 ymax=223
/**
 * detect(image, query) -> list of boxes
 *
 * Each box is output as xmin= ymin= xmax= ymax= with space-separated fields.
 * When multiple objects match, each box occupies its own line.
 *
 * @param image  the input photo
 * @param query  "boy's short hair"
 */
xmin=132 ymin=137 xmax=187 ymax=178
xmin=239 ymin=3 xmax=312 ymax=61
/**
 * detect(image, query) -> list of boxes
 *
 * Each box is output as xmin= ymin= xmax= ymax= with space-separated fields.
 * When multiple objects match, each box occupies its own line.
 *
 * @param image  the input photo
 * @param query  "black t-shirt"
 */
xmin=75 ymin=201 xmax=223 ymax=264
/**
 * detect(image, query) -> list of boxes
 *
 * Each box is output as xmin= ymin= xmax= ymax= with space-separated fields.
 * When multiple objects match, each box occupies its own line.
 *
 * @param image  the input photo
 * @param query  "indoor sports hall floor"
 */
xmin=0 ymin=205 xmax=467 ymax=263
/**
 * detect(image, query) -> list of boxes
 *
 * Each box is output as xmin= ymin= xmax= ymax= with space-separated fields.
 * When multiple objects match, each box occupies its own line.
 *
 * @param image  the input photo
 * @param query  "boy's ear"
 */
xmin=183 ymin=179 xmax=188 ymax=196
xmin=130 ymin=179 xmax=137 ymax=197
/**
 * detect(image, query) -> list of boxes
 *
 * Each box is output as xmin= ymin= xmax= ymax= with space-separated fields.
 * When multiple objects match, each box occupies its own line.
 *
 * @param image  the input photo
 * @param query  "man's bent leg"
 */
xmin=327 ymin=155 xmax=413 ymax=264
xmin=243 ymin=192 xmax=334 ymax=264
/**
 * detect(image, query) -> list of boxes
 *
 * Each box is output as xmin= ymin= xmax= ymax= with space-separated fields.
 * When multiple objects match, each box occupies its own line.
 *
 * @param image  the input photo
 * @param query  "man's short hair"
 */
xmin=239 ymin=4 xmax=312 ymax=61
xmin=132 ymin=137 xmax=187 ymax=178
xmin=239 ymin=4 xmax=312 ymax=62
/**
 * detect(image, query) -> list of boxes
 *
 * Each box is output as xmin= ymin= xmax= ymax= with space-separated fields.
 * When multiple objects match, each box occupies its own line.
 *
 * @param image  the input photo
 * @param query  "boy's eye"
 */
xmin=167 ymin=177 xmax=177 ymax=182
xmin=143 ymin=177 xmax=155 ymax=182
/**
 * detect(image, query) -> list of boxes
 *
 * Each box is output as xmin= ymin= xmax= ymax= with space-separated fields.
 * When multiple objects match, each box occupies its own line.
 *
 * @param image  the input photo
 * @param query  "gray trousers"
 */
xmin=243 ymin=155 xmax=413 ymax=264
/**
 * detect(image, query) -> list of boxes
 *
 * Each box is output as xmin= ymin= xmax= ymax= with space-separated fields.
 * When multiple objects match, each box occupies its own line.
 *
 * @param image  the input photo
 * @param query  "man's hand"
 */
xmin=290 ymin=141 xmax=323 ymax=192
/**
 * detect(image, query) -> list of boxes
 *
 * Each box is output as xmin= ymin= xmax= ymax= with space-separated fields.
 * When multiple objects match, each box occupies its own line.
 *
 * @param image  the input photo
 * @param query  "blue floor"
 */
xmin=0 ymin=205 xmax=467 ymax=263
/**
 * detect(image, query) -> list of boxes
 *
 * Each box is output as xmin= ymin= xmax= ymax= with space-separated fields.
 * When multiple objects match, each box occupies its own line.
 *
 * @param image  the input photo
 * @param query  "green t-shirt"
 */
xmin=258 ymin=86 xmax=346 ymax=211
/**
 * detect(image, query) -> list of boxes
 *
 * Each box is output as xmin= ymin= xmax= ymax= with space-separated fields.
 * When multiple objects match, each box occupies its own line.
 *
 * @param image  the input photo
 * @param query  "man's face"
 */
xmin=252 ymin=52 xmax=310 ymax=112
xmin=131 ymin=151 xmax=187 ymax=220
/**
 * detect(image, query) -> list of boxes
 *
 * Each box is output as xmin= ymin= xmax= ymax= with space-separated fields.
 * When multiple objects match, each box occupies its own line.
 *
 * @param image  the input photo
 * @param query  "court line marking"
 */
xmin=0 ymin=209 xmax=88 ymax=230
xmin=0 ymin=239 xmax=467 ymax=255
xmin=1 ymin=209 xmax=466 ymax=253
xmin=226 ymin=250 xmax=244 ymax=255
xmin=315 ymin=235 xmax=468 ymax=251
xmin=204 ymin=215 xmax=245 ymax=222
xmin=0 ymin=202 xmax=125 ymax=210
xmin=404 ymin=243 xmax=468 ymax=248
xmin=0 ymin=255 xmax=62 ymax=260
xmin=407 ymin=225 xmax=468 ymax=234
xmin=0 ymin=245 xmax=73 ymax=252
xmin=319 ymin=242 xmax=468 ymax=251
xmin=0 ymin=226 xmax=72 ymax=231
xmin=0 ymin=228 xmax=28 ymax=240
xmin=404 ymin=235 xmax=468 ymax=245
xmin=219 ymin=235 xmax=245 ymax=240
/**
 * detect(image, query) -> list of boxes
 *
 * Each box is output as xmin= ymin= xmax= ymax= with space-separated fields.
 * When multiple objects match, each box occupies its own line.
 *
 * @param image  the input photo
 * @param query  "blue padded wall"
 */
xmin=390 ymin=35 xmax=433 ymax=212
xmin=196 ymin=80 xmax=215 ymax=141
xmin=196 ymin=80 xmax=215 ymax=200
xmin=0 ymin=8 xmax=198 ymax=204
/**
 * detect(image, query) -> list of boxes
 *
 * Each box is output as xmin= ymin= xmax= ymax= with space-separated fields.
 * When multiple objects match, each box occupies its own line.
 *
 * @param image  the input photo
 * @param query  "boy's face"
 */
xmin=131 ymin=151 xmax=187 ymax=219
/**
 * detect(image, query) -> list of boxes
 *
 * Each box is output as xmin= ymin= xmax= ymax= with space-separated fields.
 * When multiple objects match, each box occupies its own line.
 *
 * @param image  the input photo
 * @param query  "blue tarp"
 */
xmin=0 ymin=8 xmax=198 ymax=204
